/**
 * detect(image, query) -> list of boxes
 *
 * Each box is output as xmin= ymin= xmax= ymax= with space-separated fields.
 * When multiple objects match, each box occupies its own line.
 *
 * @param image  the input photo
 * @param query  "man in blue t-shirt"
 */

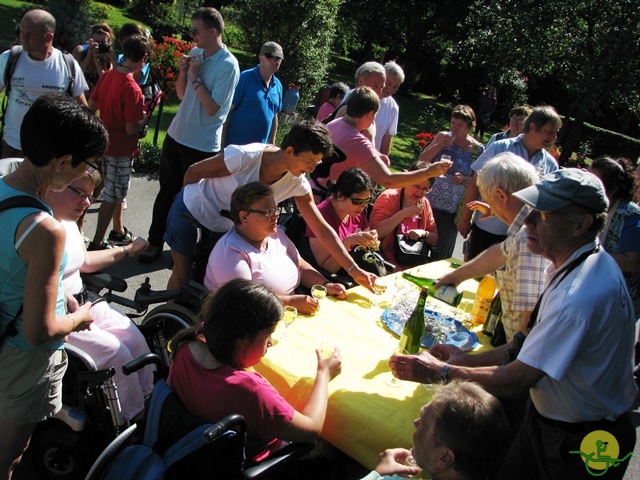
xmin=222 ymin=41 xmax=283 ymax=148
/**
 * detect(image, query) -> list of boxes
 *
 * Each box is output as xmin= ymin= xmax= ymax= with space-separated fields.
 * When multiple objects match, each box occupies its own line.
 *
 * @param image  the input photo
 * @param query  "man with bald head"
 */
xmin=0 ymin=9 xmax=88 ymax=158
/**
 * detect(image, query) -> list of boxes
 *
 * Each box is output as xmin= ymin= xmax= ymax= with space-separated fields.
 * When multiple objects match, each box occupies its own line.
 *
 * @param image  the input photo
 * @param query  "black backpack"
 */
xmin=1 ymin=45 xmax=78 ymax=141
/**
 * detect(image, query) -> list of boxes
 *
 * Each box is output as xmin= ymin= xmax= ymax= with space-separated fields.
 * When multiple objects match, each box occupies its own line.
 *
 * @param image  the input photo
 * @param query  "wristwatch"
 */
xmin=439 ymin=363 xmax=451 ymax=382
xmin=192 ymin=76 xmax=203 ymax=85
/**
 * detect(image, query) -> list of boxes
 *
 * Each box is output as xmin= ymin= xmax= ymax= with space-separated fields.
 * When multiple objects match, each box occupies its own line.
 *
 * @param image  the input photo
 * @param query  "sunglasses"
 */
xmin=349 ymin=197 xmax=371 ymax=206
xmin=189 ymin=26 xmax=213 ymax=36
xmin=264 ymin=52 xmax=282 ymax=61
xmin=67 ymin=184 xmax=95 ymax=203
xmin=248 ymin=208 xmax=280 ymax=218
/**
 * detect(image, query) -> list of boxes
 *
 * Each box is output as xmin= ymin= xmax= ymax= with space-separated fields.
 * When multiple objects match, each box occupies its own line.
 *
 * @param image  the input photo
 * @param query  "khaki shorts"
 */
xmin=0 ymin=347 xmax=67 ymax=424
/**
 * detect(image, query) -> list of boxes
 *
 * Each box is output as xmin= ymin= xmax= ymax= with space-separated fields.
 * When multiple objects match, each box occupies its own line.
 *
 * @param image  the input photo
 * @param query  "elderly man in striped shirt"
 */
xmin=435 ymin=152 xmax=549 ymax=341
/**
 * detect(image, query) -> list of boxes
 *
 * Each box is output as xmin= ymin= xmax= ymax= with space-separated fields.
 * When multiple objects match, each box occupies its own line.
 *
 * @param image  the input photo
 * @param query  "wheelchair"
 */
xmin=26 ymin=273 xmax=202 ymax=480
xmin=85 ymin=378 xmax=313 ymax=480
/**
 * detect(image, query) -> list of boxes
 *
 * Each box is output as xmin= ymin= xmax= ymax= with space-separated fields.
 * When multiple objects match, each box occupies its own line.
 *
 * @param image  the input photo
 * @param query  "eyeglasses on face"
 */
xmin=67 ymin=184 xmax=94 ymax=203
xmin=299 ymin=155 xmax=322 ymax=169
xmin=248 ymin=208 xmax=280 ymax=218
xmin=349 ymin=197 xmax=371 ymax=206
xmin=72 ymin=154 xmax=100 ymax=172
xmin=411 ymin=184 xmax=432 ymax=194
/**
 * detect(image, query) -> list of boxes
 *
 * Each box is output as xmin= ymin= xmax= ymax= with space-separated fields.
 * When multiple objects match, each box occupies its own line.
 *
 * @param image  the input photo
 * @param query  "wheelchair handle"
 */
xmin=122 ymin=353 xmax=163 ymax=376
xmin=204 ymin=413 xmax=246 ymax=441
xmin=134 ymin=277 xmax=182 ymax=306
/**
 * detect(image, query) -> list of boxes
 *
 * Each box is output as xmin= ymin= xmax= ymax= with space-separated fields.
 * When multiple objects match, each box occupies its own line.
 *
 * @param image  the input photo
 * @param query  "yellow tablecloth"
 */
xmin=253 ymin=259 xmax=491 ymax=470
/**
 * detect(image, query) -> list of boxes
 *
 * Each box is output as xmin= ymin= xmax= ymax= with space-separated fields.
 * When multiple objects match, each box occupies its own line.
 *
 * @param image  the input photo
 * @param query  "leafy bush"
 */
xmin=90 ymin=2 xmax=112 ymax=22
xmin=232 ymin=0 xmax=341 ymax=108
xmin=221 ymin=22 xmax=246 ymax=50
xmin=136 ymin=141 xmax=162 ymax=173
xmin=150 ymin=36 xmax=195 ymax=98
xmin=127 ymin=0 xmax=182 ymax=40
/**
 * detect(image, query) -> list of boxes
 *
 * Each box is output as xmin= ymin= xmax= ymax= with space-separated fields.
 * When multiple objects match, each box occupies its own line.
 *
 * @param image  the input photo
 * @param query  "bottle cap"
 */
xmin=421 ymin=287 xmax=430 ymax=294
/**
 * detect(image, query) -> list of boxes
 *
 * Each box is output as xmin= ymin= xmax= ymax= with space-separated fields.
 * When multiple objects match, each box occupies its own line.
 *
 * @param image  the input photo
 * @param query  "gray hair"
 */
xmin=354 ymin=61 xmax=385 ymax=83
xmin=477 ymin=152 xmax=538 ymax=201
xmin=384 ymin=60 xmax=405 ymax=83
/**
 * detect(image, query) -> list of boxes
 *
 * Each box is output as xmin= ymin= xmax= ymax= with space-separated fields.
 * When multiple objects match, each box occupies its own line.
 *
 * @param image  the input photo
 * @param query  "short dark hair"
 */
xmin=123 ymin=34 xmax=151 ymax=63
xmin=229 ymin=182 xmax=273 ymax=225
xmin=192 ymin=7 xmax=224 ymax=34
xmin=509 ymin=105 xmax=532 ymax=118
xmin=329 ymin=82 xmax=349 ymax=100
xmin=589 ymin=156 xmax=636 ymax=202
xmin=346 ymin=86 xmax=380 ymax=118
xmin=327 ymin=167 xmax=374 ymax=199
xmin=118 ymin=23 xmax=144 ymax=42
xmin=280 ymin=119 xmax=333 ymax=157
xmin=169 ymin=279 xmax=282 ymax=368
xmin=21 ymin=94 xmax=108 ymax=168
xmin=451 ymin=104 xmax=476 ymax=129
xmin=430 ymin=381 xmax=510 ymax=479
xmin=523 ymin=105 xmax=562 ymax=133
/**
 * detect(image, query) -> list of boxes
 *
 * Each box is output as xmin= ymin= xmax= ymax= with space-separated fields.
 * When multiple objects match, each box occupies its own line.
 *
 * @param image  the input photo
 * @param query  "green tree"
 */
xmin=462 ymin=0 xmax=640 ymax=162
xmin=48 ymin=0 xmax=98 ymax=52
xmin=232 ymin=0 xmax=342 ymax=108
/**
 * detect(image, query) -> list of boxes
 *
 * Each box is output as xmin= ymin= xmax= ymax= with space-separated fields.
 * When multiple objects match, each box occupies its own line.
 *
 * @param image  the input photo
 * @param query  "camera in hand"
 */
xmin=97 ymin=42 xmax=111 ymax=54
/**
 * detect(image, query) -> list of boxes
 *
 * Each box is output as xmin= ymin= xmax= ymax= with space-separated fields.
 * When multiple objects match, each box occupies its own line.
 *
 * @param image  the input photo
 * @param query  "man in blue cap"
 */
xmin=391 ymin=168 xmax=638 ymax=479
xmin=222 ymin=41 xmax=284 ymax=148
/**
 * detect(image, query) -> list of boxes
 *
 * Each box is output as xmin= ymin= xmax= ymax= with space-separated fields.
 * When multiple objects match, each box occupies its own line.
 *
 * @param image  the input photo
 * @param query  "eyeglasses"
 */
xmin=248 ymin=208 xmax=280 ymax=218
xmin=349 ymin=197 xmax=371 ymax=206
xmin=411 ymin=185 xmax=432 ymax=194
xmin=189 ymin=26 xmax=213 ymax=36
xmin=300 ymin=156 xmax=322 ymax=170
xmin=72 ymin=155 xmax=100 ymax=172
xmin=67 ymin=184 xmax=95 ymax=203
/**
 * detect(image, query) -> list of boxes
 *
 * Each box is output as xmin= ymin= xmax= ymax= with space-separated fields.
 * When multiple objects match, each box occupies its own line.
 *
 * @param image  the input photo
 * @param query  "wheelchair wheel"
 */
xmin=30 ymin=426 xmax=98 ymax=480
xmin=140 ymin=304 xmax=198 ymax=369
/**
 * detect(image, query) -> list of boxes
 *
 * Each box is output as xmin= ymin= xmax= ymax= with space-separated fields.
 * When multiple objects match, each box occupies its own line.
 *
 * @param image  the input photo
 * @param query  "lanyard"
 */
xmin=527 ymin=246 xmax=599 ymax=331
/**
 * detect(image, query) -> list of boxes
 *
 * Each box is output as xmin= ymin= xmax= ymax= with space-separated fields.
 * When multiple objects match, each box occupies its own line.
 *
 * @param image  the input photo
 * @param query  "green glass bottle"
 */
xmin=399 ymin=287 xmax=429 ymax=354
xmin=482 ymin=292 xmax=502 ymax=336
xmin=401 ymin=272 xmax=463 ymax=307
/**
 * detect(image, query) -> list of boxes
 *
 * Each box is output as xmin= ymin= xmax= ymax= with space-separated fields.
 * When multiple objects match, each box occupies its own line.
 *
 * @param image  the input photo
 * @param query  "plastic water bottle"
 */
xmin=282 ymin=84 xmax=300 ymax=113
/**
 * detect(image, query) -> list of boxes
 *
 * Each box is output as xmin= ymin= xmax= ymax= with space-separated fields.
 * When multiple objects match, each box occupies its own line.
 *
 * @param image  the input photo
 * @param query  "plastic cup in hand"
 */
xmin=439 ymin=154 xmax=453 ymax=177
xmin=318 ymin=337 xmax=334 ymax=358
xmin=404 ymin=455 xmax=420 ymax=478
xmin=281 ymin=306 xmax=297 ymax=340
xmin=373 ymin=277 xmax=391 ymax=308
xmin=386 ymin=347 xmax=407 ymax=387
xmin=311 ymin=284 xmax=327 ymax=301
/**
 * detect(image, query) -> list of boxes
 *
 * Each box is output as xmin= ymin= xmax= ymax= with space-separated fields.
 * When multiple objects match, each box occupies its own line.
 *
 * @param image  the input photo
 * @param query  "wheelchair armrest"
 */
xmin=240 ymin=442 xmax=314 ymax=480
xmin=81 ymin=272 xmax=128 ymax=293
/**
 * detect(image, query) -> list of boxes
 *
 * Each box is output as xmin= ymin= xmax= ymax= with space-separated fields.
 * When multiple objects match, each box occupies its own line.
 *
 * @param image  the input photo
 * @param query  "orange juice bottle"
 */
xmin=472 ymin=274 xmax=497 ymax=324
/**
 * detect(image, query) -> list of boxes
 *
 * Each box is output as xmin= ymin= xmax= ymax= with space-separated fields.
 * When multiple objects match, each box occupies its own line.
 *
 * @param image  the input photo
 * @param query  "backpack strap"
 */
xmin=1 ymin=45 xmax=24 ymax=130
xmin=61 ymin=51 xmax=77 ymax=96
